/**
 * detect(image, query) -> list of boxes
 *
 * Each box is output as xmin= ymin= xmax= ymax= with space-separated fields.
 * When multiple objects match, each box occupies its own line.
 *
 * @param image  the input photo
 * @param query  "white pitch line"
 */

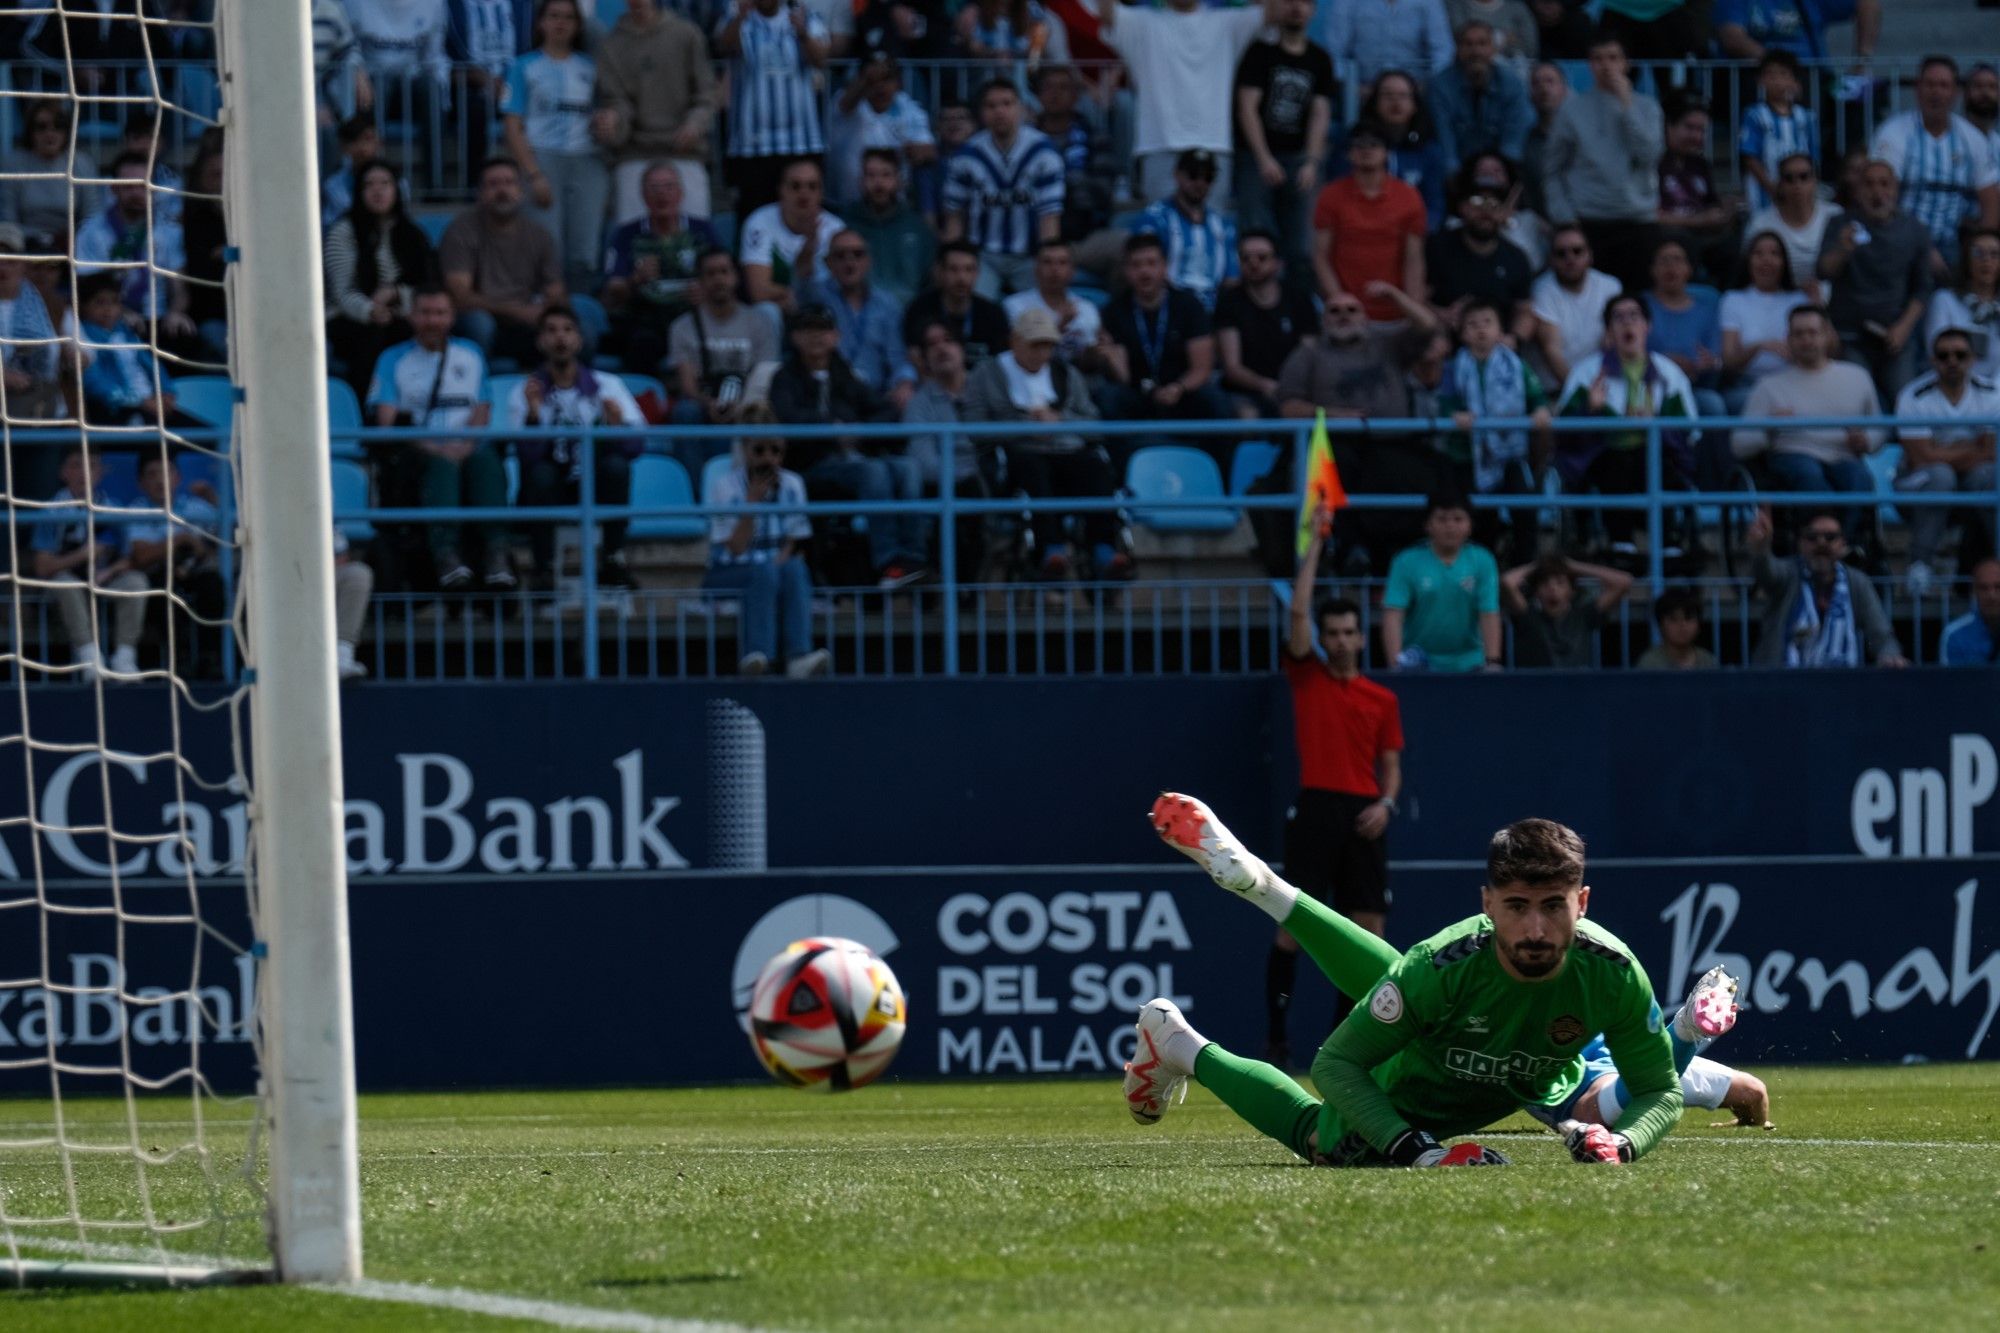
xmin=7 ymin=1237 xmax=775 ymax=1333
xmin=326 ymin=1278 xmax=768 ymax=1333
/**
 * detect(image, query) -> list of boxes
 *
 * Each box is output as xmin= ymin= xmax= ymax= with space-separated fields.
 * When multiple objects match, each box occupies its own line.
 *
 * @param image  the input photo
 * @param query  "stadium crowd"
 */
xmin=4 ymin=0 xmax=2000 ymax=677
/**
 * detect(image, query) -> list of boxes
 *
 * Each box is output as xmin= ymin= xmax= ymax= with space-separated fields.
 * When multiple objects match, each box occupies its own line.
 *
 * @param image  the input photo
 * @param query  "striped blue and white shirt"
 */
xmin=1132 ymin=200 xmax=1237 ymax=311
xmin=705 ymin=465 xmax=811 ymax=566
xmin=1737 ymin=101 xmax=1820 ymax=215
xmin=449 ymin=0 xmax=520 ymax=80
xmin=720 ymin=8 xmax=828 ymax=159
xmin=941 ymin=127 xmax=1065 ymax=258
xmin=1871 ymin=112 xmax=2000 ymax=253
xmin=500 ymin=49 xmax=598 ymax=154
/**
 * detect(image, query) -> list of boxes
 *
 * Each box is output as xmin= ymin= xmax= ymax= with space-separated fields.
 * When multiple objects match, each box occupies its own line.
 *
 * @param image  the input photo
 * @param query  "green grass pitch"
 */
xmin=5 ymin=1064 xmax=1999 ymax=1331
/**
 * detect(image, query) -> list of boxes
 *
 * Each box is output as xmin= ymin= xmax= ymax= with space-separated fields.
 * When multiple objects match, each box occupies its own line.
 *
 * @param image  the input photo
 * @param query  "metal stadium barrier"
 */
xmin=5 ymin=411 xmax=1994 ymax=681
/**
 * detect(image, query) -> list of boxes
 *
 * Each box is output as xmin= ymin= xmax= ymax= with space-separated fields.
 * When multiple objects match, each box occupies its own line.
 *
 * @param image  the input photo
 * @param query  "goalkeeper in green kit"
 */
xmin=1123 ymin=794 xmax=1724 ymax=1166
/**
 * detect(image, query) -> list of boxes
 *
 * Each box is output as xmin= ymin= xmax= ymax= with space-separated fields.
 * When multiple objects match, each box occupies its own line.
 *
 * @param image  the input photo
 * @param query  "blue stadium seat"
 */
xmin=173 ymin=375 xmax=237 ymax=446
xmin=708 ymin=211 xmax=737 ymax=255
xmin=326 ymin=377 xmax=366 ymax=459
xmin=620 ymin=373 xmax=668 ymax=404
xmin=330 ymin=459 xmax=374 ymax=542
xmin=486 ymin=374 xmax=527 ymax=420
xmin=1229 ymin=440 xmax=1281 ymax=496
xmin=173 ymin=450 xmax=222 ymax=494
xmin=415 ymin=211 xmax=454 ymax=246
xmin=1125 ymin=445 xmax=1238 ymax=534
xmin=97 ymin=451 xmax=139 ymax=504
xmin=626 ymin=456 xmax=705 ymax=541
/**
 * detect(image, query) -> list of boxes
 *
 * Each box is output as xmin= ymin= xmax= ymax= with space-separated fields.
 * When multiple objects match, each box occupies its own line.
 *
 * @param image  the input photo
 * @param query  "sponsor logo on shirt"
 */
xmin=1445 ymin=1047 xmax=1567 ymax=1083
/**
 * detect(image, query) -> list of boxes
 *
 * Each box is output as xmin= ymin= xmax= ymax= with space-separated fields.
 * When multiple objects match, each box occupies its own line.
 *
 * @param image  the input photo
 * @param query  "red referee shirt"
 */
xmin=1283 ymin=653 xmax=1404 ymax=798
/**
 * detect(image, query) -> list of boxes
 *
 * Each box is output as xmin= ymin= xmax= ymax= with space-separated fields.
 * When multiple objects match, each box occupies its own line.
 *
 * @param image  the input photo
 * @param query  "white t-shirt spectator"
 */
xmin=998 ymin=351 xmax=1057 ymax=410
xmin=1004 ymin=288 xmax=1101 ymax=362
xmin=1895 ymin=371 xmax=2000 ymax=452
xmin=1926 ymin=288 xmax=2000 ymax=382
xmin=738 ymin=204 xmax=845 ymax=290
xmin=1743 ymin=200 xmax=1835 ymax=293
xmin=1102 ymin=5 xmax=1268 ymax=156
xmin=501 ymin=373 xmax=643 ymax=433
xmin=1531 ymin=268 xmax=1622 ymax=376
xmin=1720 ymin=287 xmax=1808 ymax=382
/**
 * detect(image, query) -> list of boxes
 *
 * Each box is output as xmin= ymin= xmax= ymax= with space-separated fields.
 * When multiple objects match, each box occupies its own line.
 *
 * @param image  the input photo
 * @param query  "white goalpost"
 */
xmin=223 ymin=0 xmax=362 ymax=1286
xmin=0 ymin=0 xmax=359 ymax=1286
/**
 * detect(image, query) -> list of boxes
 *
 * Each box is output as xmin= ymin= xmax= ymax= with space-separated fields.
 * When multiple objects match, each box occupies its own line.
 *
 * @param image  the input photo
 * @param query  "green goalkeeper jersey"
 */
xmin=1312 ymin=914 xmax=1683 ymax=1160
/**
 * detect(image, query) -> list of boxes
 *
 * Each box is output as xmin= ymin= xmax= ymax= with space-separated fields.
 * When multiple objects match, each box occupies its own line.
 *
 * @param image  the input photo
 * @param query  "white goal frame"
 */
xmin=220 ymin=2 xmax=362 ymax=1284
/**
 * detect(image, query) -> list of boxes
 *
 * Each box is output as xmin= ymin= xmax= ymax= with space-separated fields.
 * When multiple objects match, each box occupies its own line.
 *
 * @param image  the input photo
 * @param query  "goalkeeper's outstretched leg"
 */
xmin=1143 ymin=790 xmax=1770 ymax=1144
xmin=1135 ymin=793 xmax=1506 ymax=1167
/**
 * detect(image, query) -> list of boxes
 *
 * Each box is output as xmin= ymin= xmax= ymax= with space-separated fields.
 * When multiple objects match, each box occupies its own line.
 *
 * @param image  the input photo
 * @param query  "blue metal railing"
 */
xmin=7 ymin=411 xmax=1996 ymax=680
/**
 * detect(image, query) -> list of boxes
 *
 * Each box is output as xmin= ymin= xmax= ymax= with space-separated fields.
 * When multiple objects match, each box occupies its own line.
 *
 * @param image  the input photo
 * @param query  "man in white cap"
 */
xmin=961 ymin=307 xmax=1130 ymax=582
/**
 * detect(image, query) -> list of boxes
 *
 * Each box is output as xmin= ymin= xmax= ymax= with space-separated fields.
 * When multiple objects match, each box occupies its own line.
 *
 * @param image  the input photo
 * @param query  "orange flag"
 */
xmin=1295 ymin=410 xmax=1347 ymax=558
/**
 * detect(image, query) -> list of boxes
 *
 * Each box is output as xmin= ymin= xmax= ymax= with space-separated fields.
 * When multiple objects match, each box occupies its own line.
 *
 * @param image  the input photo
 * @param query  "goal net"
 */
xmin=0 ymin=2 xmax=357 ymax=1286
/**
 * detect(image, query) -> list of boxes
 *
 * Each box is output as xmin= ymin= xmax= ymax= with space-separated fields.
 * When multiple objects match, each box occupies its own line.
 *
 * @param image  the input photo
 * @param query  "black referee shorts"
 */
xmin=1282 ymin=788 xmax=1390 ymax=916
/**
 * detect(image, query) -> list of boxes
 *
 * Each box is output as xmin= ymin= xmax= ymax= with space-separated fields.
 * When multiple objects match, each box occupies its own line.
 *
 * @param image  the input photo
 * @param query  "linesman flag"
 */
xmin=1296 ymin=410 xmax=1348 ymax=557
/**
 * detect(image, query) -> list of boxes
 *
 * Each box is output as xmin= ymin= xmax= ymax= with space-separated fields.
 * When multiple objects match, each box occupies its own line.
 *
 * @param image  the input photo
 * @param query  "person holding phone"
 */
xmin=700 ymin=402 xmax=831 ymax=678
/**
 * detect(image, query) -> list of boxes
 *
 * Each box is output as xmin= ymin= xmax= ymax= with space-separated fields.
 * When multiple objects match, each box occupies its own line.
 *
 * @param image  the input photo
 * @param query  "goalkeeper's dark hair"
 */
xmin=1485 ymin=818 xmax=1586 ymax=889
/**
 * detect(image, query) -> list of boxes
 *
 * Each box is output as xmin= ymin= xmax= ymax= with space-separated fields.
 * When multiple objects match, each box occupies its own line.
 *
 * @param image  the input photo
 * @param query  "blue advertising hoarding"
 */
xmin=0 ymin=672 xmax=1994 ymax=1090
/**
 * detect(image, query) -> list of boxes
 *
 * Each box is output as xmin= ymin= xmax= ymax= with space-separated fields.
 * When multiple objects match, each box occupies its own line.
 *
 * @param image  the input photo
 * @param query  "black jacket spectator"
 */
xmin=768 ymin=350 xmax=886 ymax=470
xmin=901 ymin=287 xmax=1012 ymax=366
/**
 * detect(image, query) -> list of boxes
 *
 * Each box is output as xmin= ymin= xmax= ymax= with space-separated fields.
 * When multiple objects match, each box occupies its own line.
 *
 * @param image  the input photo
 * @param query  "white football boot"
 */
xmin=1674 ymin=965 xmax=1741 ymax=1042
xmin=1123 ymin=998 xmax=1197 ymax=1125
xmin=1149 ymin=792 xmax=1272 ymax=898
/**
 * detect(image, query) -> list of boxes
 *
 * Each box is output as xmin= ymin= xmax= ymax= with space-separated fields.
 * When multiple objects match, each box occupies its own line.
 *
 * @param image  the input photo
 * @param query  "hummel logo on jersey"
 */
xmin=1464 ymin=1015 xmax=1490 ymax=1034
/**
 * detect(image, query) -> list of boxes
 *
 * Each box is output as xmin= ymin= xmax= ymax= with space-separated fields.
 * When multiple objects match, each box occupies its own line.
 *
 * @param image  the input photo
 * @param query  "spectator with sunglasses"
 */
xmin=1426 ymin=154 xmax=1536 ymax=338
xmin=1892 ymin=327 xmax=2000 ymax=596
xmin=0 ymin=99 xmax=99 ymax=249
xmin=1743 ymin=153 xmax=1833 ymax=300
xmin=806 ymin=228 xmax=910 ymax=404
xmin=701 ymin=403 xmax=832 ymax=678
xmin=1744 ymin=504 xmax=1905 ymax=669
xmin=1133 ymin=149 xmax=1238 ymax=313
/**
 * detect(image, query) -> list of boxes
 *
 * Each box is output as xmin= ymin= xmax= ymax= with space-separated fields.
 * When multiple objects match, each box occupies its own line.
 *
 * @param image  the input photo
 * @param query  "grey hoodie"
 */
xmin=1542 ymin=86 xmax=1662 ymax=224
xmin=594 ymin=9 xmax=718 ymax=164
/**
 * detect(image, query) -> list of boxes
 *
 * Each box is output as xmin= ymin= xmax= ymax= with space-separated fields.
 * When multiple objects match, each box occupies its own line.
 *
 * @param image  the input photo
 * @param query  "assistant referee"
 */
xmin=1272 ymin=506 xmax=1403 ymax=1066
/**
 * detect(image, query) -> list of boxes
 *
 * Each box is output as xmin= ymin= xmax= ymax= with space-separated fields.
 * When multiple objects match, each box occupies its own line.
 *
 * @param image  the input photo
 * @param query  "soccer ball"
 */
xmin=746 ymin=937 xmax=907 ymax=1090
